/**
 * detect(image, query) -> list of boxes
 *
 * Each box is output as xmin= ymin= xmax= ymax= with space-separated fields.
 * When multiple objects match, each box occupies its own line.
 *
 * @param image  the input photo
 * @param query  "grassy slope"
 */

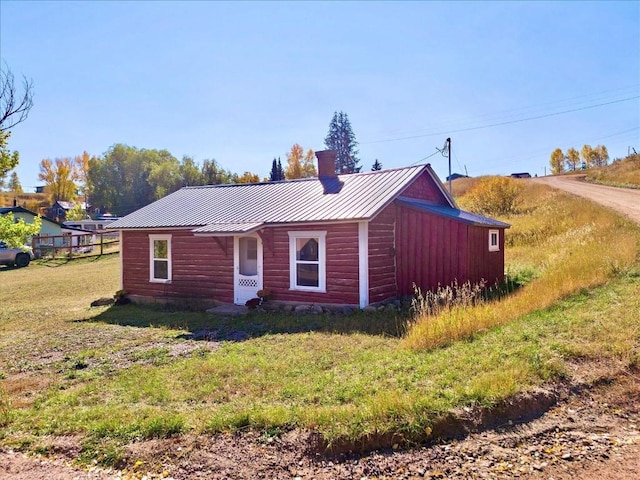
xmin=584 ymin=153 xmax=640 ymax=188
xmin=0 ymin=185 xmax=639 ymax=462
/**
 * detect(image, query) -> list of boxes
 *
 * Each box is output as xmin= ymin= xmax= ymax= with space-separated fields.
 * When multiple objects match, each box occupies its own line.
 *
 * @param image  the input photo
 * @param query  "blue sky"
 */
xmin=1 ymin=0 xmax=638 ymax=191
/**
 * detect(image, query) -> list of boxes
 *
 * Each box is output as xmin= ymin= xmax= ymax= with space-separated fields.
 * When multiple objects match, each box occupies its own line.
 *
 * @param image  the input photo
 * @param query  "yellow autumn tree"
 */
xmin=286 ymin=144 xmax=317 ymax=179
xmin=38 ymin=157 xmax=79 ymax=202
xmin=566 ymin=147 xmax=580 ymax=171
xmin=236 ymin=172 xmax=260 ymax=184
xmin=550 ymin=148 xmax=565 ymax=175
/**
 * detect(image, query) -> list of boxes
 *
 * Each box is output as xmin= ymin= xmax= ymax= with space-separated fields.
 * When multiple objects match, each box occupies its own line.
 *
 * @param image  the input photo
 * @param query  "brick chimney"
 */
xmin=315 ymin=150 xmax=337 ymax=178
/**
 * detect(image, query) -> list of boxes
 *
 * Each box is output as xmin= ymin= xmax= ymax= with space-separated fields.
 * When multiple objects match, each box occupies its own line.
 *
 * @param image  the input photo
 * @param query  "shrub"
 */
xmin=458 ymin=176 xmax=523 ymax=216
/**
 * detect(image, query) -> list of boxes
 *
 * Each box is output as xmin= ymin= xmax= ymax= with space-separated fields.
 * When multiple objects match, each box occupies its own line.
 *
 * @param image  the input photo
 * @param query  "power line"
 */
xmin=363 ymin=95 xmax=639 ymax=145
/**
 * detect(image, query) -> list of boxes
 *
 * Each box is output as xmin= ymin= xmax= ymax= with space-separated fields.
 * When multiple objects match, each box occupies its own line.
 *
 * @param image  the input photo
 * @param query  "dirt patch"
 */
xmin=2 ymin=363 xmax=638 ymax=479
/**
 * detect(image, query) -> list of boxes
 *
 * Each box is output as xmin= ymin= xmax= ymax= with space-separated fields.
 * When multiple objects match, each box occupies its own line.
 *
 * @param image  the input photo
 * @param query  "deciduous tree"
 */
xmin=38 ymin=157 xmax=78 ymax=202
xmin=236 ymin=172 xmax=260 ymax=183
xmin=1 ymin=64 xmax=34 ymax=182
xmin=581 ymin=145 xmax=597 ymax=169
xmin=593 ymin=145 xmax=609 ymax=167
xmin=565 ymin=148 xmax=580 ymax=171
xmin=324 ymin=111 xmax=361 ymax=174
xmin=285 ymin=144 xmax=303 ymax=179
xmin=0 ymin=212 xmax=41 ymax=248
xmin=74 ymin=151 xmax=92 ymax=201
xmin=179 ymin=156 xmax=204 ymax=186
xmin=88 ymin=144 xmax=181 ymax=216
xmin=201 ymin=158 xmax=234 ymax=185
xmin=550 ymin=148 xmax=565 ymax=174
xmin=65 ymin=203 xmax=88 ymax=221
xmin=7 ymin=171 xmax=22 ymax=193
xmin=301 ymin=148 xmax=317 ymax=178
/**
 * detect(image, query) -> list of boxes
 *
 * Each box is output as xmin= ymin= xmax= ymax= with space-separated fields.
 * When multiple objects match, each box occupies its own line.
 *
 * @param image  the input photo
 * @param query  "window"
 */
xmin=489 ymin=229 xmax=499 ymax=252
xmin=288 ymin=231 xmax=326 ymax=292
xmin=149 ymin=234 xmax=172 ymax=282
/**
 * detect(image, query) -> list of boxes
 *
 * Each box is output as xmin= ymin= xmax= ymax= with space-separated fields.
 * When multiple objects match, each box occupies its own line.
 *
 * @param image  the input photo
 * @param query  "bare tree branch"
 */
xmin=0 ymin=62 xmax=34 ymax=131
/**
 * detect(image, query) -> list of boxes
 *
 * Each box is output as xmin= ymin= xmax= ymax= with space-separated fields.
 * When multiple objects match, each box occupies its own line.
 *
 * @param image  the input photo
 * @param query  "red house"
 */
xmin=108 ymin=151 xmax=509 ymax=308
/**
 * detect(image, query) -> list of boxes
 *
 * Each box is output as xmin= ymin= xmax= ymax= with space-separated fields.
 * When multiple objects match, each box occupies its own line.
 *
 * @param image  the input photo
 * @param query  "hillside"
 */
xmin=584 ymin=152 xmax=640 ymax=188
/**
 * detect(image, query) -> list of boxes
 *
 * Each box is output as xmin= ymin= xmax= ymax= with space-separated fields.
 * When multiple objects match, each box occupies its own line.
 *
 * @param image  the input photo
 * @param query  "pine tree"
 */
xmin=371 ymin=159 xmax=382 ymax=171
xmin=324 ymin=111 xmax=361 ymax=174
xmin=269 ymin=157 xmax=285 ymax=181
xmin=277 ymin=158 xmax=284 ymax=180
xmin=269 ymin=158 xmax=279 ymax=181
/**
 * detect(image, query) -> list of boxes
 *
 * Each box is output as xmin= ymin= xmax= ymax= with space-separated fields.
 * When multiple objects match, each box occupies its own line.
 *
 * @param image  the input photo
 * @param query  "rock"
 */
xmin=363 ymin=305 xmax=377 ymax=313
xmin=295 ymin=305 xmax=311 ymax=314
xmin=312 ymin=305 xmax=324 ymax=314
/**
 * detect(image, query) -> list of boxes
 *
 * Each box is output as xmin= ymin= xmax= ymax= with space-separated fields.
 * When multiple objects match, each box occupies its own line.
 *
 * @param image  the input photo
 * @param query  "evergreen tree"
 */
xmin=371 ymin=159 xmax=382 ymax=171
xmin=324 ymin=111 xmax=361 ymax=174
xmin=277 ymin=158 xmax=284 ymax=179
xmin=269 ymin=157 xmax=285 ymax=181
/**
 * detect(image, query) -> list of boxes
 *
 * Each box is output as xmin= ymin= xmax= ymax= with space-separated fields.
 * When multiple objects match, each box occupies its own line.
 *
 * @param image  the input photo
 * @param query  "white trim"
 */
xmin=233 ymin=234 xmax=263 ymax=305
xmin=358 ymin=221 xmax=369 ymax=308
xmin=288 ymin=231 xmax=326 ymax=292
xmin=119 ymin=230 xmax=124 ymax=290
xmin=489 ymin=229 xmax=500 ymax=252
xmin=149 ymin=234 xmax=172 ymax=283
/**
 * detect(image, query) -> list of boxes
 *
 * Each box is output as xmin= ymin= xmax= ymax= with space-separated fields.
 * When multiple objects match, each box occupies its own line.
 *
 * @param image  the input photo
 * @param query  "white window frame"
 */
xmin=288 ymin=231 xmax=326 ymax=292
xmin=149 ymin=234 xmax=172 ymax=283
xmin=488 ymin=229 xmax=500 ymax=252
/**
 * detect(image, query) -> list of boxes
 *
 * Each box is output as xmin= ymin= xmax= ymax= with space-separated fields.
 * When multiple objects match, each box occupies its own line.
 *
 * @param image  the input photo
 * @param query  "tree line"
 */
xmin=0 ymin=64 xmax=384 ymax=218
xmin=549 ymin=144 xmax=609 ymax=175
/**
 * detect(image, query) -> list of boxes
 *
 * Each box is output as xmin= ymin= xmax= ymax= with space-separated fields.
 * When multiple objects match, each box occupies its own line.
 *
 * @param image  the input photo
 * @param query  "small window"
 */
xmin=288 ymin=231 xmax=326 ymax=292
xmin=149 ymin=234 xmax=172 ymax=282
xmin=489 ymin=230 xmax=499 ymax=252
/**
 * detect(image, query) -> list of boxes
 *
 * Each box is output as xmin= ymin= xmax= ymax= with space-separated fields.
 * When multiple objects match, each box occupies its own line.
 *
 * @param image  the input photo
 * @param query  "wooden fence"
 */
xmin=32 ymin=232 xmax=120 ymax=259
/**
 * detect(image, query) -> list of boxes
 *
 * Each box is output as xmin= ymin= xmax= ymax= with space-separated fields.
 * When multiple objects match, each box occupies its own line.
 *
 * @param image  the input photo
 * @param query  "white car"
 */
xmin=0 ymin=241 xmax=34 ymax=268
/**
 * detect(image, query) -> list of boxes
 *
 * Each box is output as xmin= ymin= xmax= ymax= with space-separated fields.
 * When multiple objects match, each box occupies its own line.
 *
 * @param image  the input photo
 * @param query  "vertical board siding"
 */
xmin=121 ymin=230 xmax=233 ymax=303
xmin=395 ymin=205 xmax=471 ymax=295
xmin=466 ymin=227 xmax=505 ymax=287
xmin=400 ymin=172 xmax=450 ymax=205
xmin=262 ymin=223 xmax=361 ymax=305
xmin=368 ymin=207 xmax=397 ymax=303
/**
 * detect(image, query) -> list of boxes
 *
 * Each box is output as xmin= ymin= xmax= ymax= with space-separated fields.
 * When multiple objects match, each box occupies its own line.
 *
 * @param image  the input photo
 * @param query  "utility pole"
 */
xmin=445 ymin=137 xmax=452 ymax=195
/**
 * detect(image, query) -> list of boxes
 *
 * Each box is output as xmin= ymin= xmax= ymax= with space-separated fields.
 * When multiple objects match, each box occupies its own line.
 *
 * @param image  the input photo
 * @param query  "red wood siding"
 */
xmin=465 ymin=226 xmax=505 ymax=287
xmin=368 ymin=207 xmax=397 ymax=303
xmin=121 ymin=230 xmax=233 ymax=303
xmin=395 ymin=204 xmax=469 ymax=295
xmin=400 ymin=171 xmax=450 ymax=205
xmin=263 ymin=223 xmax=360 ymax=305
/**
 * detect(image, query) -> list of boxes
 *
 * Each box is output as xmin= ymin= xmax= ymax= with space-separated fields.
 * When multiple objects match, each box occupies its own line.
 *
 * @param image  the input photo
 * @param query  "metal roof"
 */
xmin=108 ymin=165 xmax=435 ymax=231
xmin=396 ymin=197 xmax=510 ymax=228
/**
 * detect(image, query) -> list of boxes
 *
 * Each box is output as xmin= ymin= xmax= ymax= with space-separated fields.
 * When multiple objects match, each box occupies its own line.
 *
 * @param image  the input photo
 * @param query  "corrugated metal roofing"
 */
xmin=191 ymin=221 xmax=264 ymax=235
xmin=108 ymin=165 xmax=429 ymax=230
xmin=396 ymin=197 xmax=511 ymax=228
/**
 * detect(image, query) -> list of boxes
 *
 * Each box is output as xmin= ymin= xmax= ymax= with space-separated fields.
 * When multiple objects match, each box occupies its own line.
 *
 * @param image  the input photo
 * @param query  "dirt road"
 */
xmin=535 ymin=175 xmax=640 ymax=224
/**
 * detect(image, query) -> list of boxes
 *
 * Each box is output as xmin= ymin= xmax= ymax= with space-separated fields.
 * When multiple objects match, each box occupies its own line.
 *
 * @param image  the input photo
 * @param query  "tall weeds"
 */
xmin=404 ymin=183 xmax=640 ymax=351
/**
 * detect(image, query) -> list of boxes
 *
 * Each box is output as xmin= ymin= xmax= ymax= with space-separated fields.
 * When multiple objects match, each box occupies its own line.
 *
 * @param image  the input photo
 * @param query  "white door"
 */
xmin=234 ymin=235 xmax=263 ymax=305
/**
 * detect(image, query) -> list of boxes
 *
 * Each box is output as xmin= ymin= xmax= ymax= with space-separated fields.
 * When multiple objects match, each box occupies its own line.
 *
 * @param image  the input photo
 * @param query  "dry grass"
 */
xmin=585 ymin=153 xmax=640 ymax=188
xmin=404 ymin=182 xmax=640 ymax=351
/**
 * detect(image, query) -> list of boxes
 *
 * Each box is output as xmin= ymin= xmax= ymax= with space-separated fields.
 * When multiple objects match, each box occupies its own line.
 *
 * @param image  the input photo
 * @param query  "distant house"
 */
xmin=0 ymin=206 xmax=91 ymax=253
xmin=446 ymin=173 xmax=468 ymax=182
xmin=109 ymin=150 xmax=509 ymax=308
xmin=510 ymin=173 xmax=531 ymax=179
xmin=47 ymin=200 xmax=88 ymax=222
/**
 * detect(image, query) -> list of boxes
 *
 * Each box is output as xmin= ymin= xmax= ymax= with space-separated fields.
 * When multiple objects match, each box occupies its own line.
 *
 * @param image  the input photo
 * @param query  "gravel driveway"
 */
xmin=534 ymin=175 xmax=640 ymax=224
